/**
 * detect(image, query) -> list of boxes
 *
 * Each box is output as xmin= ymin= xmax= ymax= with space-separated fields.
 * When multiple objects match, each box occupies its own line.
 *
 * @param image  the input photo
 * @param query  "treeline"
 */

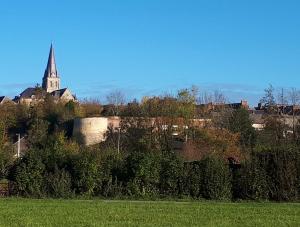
xmin=0 ymin=87 xmax=299 ymax=201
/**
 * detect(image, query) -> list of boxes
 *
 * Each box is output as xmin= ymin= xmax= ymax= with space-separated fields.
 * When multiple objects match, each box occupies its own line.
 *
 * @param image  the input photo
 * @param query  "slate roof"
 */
xmin=19 ymin=88 xmax=36 ymax=98
xmin=19 ymin=87 xmax=47 ymax=99
xmin=44 ymin=44 xmax=59 ymax=79
xmin=50 ymin=88 xmax=67 ymax=98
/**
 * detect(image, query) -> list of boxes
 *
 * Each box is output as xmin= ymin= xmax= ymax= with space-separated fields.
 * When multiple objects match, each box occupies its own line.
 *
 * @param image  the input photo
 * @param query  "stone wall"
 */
xmin=73 ymin=117 xmax=108 ymax=146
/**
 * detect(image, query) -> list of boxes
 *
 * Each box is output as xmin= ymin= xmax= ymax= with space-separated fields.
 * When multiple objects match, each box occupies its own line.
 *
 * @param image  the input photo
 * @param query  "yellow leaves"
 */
xmin=184 ymin=128 xmax=244 ymax=162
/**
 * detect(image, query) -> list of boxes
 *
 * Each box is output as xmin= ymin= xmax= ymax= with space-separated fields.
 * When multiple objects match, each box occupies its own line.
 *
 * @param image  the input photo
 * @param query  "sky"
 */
xmin=0 ymin=0 xmax=300 ymax=106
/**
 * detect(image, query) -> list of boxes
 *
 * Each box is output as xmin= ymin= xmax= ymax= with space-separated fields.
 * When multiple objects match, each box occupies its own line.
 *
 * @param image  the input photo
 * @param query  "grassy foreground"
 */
xmin=0 ymin=199 xmax=299 ymax=226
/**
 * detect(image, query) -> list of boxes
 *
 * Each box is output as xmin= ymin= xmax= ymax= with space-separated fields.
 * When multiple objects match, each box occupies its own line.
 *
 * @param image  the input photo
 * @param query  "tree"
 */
xmin=176 ymin=87 xmax=197 ymax=120
xmin=227 ymin=108 xmax=257 ymax=148
xmin=213 ymin=90 xmax=226 ymax=104
xmin=277 ymin=88 xmax=288 ymax=106
xmin=80 ymin=99 xmax=103 ymax=117
xmin=27 ymin=118 xmax=49 ymax=148
xmin=198 ymin=91 xmax=213 ymax=105
xmin=106 ymin=90 xmax=126 ymax=116
xmin=288 ymin=88 xmax=300 ymax=137
xmin=260 ymin=84 xmax=276 ymax=111
xmin=258 ymin=116 xmax=288 ymax=146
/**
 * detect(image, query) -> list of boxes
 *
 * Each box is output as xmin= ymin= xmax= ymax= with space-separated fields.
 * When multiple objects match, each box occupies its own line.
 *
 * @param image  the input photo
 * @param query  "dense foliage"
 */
xmin=0 ymin=88 xmax=299 ymax=201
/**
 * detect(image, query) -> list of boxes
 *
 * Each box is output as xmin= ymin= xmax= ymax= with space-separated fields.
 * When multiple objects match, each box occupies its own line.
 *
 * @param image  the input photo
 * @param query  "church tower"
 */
xmin=42 ymin=44 xmax=60 ymax=93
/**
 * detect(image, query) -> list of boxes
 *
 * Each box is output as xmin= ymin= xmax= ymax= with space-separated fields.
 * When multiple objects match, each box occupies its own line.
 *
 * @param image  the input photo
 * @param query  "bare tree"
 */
xmin=288 ymin=88 xmax=300 ymax=136
xmin=277 ymin=87 xmax=288 ymax=106
xmin=288 ymin=88 xmax=300 ymax=106
xmin=198 ymin=91 xmax=213 ymax=104
xmin=213 ymin=90 xmax=226 ymax=104
xmin=106 ymin=90 xmax=126 ymax=116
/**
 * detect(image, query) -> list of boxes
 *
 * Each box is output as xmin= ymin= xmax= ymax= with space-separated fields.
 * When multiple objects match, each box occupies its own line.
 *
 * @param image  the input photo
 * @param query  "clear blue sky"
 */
xmin=0 ymin=0 xmax=300 ymax=106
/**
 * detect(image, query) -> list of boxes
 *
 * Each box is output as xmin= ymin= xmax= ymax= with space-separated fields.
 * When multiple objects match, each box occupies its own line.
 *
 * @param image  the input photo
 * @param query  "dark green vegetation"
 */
xmin=0 ymin=87 xmax=300 ymax=201
xmin=0 ymin=199 xmax=299 ymax=227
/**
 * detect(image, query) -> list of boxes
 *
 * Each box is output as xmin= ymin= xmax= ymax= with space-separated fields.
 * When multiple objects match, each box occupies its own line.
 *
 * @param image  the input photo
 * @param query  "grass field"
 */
xmin=0 ymin=199 xmax=299 ymax=226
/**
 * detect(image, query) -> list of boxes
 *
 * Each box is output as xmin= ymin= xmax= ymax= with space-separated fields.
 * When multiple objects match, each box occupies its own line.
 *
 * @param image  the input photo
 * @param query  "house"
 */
xmin=0 ymin=96 xmax=12 ymax=105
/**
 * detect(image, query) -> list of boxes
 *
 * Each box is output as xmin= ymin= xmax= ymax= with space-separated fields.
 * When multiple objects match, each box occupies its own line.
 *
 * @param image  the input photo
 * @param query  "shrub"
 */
xmin=46 ymin=167 xmax=73 ymax=198
xmin=159 ymin=152 xmax=184 ymax=196
xmin=201 ymin=155 xmax=231 ymax=200
xmin=98 ymin=152 xmax=125 ymax=197
xmin=182 ymin=161 xmax=202 ymax=198
xmin=262 ymin=149 xmax=299 ymax=201
xmin=70 ymin=151 xmax=100 ymax=196
xmin=233 ymin=158 xmax=268 ymax=200
xmin=13 ymin=150 xmax=46 ymax=197
xmin=125 ymin=151 xmax=160 ymax=197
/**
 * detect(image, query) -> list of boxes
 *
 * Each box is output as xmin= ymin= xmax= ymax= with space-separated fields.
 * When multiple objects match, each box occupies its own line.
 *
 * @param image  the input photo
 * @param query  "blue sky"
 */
xmin=0 ymin=0 xmax=300 ymax=106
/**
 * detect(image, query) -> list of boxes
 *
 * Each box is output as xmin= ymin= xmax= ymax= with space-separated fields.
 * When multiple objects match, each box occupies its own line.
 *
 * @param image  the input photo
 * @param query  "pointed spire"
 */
xmin=42 ymin=44 xmax=61 ymax=92
xmin=44 ymin=43 xmax=59 ymax=78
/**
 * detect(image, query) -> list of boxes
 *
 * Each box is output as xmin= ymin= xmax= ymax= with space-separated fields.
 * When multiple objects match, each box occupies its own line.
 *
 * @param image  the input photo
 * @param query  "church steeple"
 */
xmin=42 ymin=44 xmax=60 ymax=92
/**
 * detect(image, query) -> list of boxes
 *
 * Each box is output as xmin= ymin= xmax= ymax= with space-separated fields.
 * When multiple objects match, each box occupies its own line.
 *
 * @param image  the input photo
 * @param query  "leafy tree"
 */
xmin=27 ymin=118 xmax=49 ymax=148
xmin=227 ymin=108 xmax=257 ymax=148
xmin=258 ymin=116 xmax=288 ymax=147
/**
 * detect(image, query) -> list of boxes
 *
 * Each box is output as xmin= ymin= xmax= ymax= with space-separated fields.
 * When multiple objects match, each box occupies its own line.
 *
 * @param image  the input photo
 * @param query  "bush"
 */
xmin=125 ymin=151 xmax=160 ymax=197
xmin=201 ymin=155 xmax=231 ymax=200
xmin=159 ymin=152 xmax=184 ymax=196
xmin=70 ymin=151 xmax=100 ymax=196
xmin=182 ymin=161 xmax=202 ymax=198
xmin=262 ymin=149 xmax=299 ymax=201
xmin=46 ymin=167 xmax=73 ymax=198
xmin=13 ymin=150 xmax=46 ymax=197
xmin=233 ymin=158 xmax=268 ymax=200
xmin=98 ymin=152 xmax=125 ymax=197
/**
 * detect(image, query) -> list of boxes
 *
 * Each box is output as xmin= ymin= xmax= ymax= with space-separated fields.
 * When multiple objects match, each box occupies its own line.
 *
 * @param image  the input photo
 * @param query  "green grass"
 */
xmin=0 ymin=199 xmax=299 ymax=226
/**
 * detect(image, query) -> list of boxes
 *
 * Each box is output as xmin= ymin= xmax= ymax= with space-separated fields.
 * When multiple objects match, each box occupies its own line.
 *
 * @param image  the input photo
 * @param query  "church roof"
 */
xmin=43 ymin=44 xmax=59 ymax=79
xmin=50 ymin=88 xmax=68 ymax=98
xmin=51 ymin=88 xmax=76 ymax=101
xmin=19 ymin=88 xmax=36 ymax=98
xmin=19 ymin=87 xmax=47 ymax=99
